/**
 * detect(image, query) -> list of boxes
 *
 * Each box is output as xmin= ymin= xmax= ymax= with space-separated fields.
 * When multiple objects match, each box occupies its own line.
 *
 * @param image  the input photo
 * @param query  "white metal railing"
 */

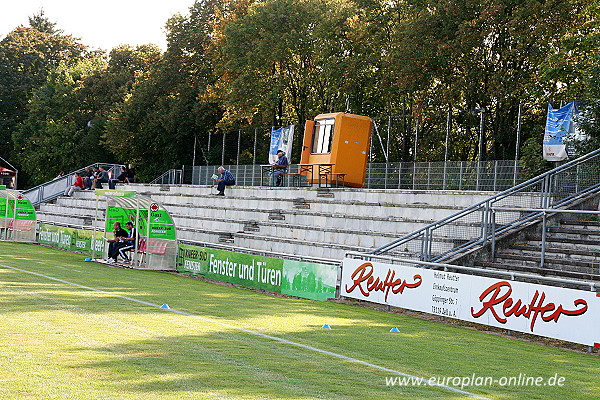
xmin=150 ymin=169 xmax=183 ymax=185
xmin=24 ymin=163 xmax=123 ymax=205
xmin=369 ymin=148 xmax=600 ymax=262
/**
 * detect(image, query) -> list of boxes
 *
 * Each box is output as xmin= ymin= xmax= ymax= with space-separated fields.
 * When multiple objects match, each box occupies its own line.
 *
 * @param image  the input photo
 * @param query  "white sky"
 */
xmin=0 ymin=0 xmax=196 ymax=51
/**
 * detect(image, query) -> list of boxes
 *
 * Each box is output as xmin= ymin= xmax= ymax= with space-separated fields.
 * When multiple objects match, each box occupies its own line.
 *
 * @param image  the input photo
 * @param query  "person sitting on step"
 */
xmin=214 ymin=166 xmax=235 ymax=196
xmin=63 ymin=172 xmax=85 ymax=197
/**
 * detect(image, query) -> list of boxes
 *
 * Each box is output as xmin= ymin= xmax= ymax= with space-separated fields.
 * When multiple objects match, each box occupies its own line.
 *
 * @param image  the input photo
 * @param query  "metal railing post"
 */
xmin=491 ymin=209 xmax=497 ymax=261
xmin=493 ymin=161 xmax=498 ymax=191
xmin=541 ymin=211 xmax=547 ymax=269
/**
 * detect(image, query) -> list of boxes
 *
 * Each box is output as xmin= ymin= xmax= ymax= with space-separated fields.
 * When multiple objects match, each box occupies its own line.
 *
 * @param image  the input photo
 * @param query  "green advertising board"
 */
xmin=280 ymin=259 xmax=338 ymax=301
xmin=177 ymin=243 xmax=337 ymax=301
xmin=0 ymin=197 xmax=36 ymax=220
xmin=38 ymin=223 xmax=105 ymax=253
xmin=104 ymin=205 xmax=176 ymax=240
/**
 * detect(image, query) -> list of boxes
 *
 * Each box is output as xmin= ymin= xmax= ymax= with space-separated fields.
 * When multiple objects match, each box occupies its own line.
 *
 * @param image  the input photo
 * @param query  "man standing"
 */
xmin=214 ymin=166 xmax=235 ymax=196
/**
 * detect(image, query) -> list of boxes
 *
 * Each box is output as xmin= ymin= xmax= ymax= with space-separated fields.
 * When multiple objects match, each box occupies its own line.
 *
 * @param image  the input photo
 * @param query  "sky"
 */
xmin=0 ymin=0 xmax=196 ymax=51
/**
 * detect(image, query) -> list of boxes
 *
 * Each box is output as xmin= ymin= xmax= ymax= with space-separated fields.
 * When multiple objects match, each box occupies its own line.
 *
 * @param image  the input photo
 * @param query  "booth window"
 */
xmin=311 ymin=118 xmax=335 ymax=154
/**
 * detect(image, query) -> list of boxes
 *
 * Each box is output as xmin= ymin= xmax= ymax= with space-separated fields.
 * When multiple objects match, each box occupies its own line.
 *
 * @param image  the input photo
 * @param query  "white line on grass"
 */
xmin=0 ymin=263 xmax=489 ymax=400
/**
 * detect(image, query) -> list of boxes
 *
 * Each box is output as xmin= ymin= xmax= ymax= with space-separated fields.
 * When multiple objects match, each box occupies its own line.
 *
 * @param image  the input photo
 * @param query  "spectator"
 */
xmin=95 ymin=166 xmax=110 ymax=189
xmin=109 ymin=166 xmax=128 ymax=189
xmin=54 ymin=171 xmax=65 ymax=180
xmin=126 ymin=165 xmax=135 ymax=183
xmin=106 ymin=221 xmax=128 ymax=263
xmin=90 ymin=167 xmax=99 ymax=189
xmin=117 ymin=221 xmax=137 ymax=264
xmin=63 ymin=172 xmax=85 ymax=197
xmin=214 ymin=166 xmax=235 ymax=196
xmin=82 ymin=167 xmax=94 ymax=190
xmin=269 ymin=149 xmax=289 ymax=186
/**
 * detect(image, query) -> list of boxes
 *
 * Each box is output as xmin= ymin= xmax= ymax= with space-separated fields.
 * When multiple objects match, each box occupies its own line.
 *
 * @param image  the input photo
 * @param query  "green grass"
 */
xmin=0 ymin=242 xmax=598 ymax=399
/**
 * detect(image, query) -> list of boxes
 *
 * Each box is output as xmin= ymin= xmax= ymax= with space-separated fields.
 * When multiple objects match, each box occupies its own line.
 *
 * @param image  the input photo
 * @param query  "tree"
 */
xmin=13 ymin=58 xmax=109 ymax=183
xmin=104 ymin=1 xmax=223 ymax=181
xmin=28 ymin=9 xmax=61 ymax=34
xmin=390 ymin=0 xmax=587 ymax=162
xmin=0 ymin=26 xmax=88 ymax=166
xmin=209 ymin=0 xmax=361 ymax=126
xmin=540 ymin=1 xmax=600 ymax=154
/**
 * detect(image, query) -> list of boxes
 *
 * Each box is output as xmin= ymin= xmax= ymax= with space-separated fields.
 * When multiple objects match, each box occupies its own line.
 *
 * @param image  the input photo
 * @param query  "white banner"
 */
xmin=342 ymin=258 xmax=599 ymax=346
xmin=269 ymin=125 xmax=295 ymax=164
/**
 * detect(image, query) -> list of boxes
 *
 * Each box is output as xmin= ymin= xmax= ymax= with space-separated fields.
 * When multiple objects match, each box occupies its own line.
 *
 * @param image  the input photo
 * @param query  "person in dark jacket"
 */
xmin=214 ymin=166 xmax=235 ymax=196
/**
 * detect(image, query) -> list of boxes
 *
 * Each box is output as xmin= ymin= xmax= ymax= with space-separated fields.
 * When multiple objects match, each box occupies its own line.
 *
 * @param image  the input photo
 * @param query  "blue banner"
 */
xmin=269 ymin=125 xmax=295 ymax=164
xmin=543 ymin=102 xmax=575 ymax=161
xmin=269 ymin=127 xmax=283 ymax=163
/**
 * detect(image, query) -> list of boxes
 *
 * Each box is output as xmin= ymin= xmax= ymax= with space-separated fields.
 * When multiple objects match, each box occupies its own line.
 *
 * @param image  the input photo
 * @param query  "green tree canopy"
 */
xmin=0 ymin=26 xmax=88 ymax=163
xmin=209 ymin=0 xmax=361 ymax=126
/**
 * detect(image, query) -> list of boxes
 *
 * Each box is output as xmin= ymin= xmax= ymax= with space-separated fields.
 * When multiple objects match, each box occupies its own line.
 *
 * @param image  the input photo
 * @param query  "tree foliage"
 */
xmin=103 ymin=2 xmax=223 ymax=182
xmin=0 ymin=1 xmax=597 ymax=187
xmin=14 ymin=58 xmax=108 ymax=182
xmin=209 ymin=0 xmax=361 ymax=126
xmin=0 ymin=26 xmax=88 ymax=166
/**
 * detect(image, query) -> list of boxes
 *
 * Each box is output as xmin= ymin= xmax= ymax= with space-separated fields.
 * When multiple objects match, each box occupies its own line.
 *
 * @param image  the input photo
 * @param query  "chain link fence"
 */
xmin=182 ymin=160 xmax=522 ymax=191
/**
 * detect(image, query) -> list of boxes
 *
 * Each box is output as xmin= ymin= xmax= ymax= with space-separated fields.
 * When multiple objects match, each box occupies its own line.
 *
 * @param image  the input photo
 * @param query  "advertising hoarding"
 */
xmin=341 ymin=258 xmax=599 ymax=346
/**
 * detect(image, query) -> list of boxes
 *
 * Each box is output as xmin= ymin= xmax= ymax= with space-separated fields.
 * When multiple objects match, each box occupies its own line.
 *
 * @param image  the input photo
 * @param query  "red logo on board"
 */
xmin=470 ymin=281 xmax=588 ymax=332
xmin=150 ymin=203 xmax=160 ymax=212
xmin=345 ymin=262 xmax=422 ymax=302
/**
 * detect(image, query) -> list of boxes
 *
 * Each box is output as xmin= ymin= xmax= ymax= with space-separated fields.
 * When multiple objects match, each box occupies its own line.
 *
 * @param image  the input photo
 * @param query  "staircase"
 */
xmin=367 ymin=148 xmax=600 ymax=284
xmin=474 ymin=215 xmax=600 ymax=281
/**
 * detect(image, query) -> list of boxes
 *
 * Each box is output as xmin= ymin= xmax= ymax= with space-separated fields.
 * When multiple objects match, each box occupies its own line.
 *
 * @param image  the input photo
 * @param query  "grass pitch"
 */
xmin=0 ymin=242 xmax=598 ymax=399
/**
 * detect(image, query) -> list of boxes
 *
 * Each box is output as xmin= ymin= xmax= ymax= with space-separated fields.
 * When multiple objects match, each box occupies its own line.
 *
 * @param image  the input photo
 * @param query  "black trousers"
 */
xmin=108 ymin=242 xmax=127 ymax=259
xmin=217 ymin=180 xmax=235 ymax=192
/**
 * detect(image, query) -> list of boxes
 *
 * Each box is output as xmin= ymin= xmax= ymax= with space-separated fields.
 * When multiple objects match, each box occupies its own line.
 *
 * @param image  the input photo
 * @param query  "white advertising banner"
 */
xmin=342 ymin=258 xmax=600 ymax=346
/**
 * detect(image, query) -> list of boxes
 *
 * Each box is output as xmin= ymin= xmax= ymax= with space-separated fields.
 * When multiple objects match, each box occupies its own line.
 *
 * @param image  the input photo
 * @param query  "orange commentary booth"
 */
xmin=300 ymin=112 xmax=372 ymax=187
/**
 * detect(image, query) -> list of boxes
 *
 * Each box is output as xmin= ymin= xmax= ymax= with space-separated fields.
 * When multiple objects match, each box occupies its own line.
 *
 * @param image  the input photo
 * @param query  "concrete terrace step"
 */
xmin=475 ymin=260 xmax=600 ymax=281
xmin=163 ymin=203 xmax=432 ymax=235
xmin=170 ymin=213 xmax=399 ymax=249
xmin=136 ymin=192 xmax=463 ymax=222
xmin=526 ymin=234 xmax=600 ymax=247
xmin=547 ymin=226 xmax=600 ymax=237
xmin=121 ymin=183 xmax=499 ymax=208
xmin=494 ymin=251 xmax=600 ymax=274
xmin=511 ymin=243 xmax=600 ymax=260
xmin=175 ymin=227 xmax=371 ymax=260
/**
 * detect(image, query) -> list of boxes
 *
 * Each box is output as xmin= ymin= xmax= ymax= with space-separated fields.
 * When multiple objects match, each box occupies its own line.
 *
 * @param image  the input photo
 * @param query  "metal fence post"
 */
xmin=490 ymin=209 xmax=497 ymax=261
xmin=253 ymin=128 xmax=258 ymax=165
xmin=493 ymin=161 xmax=498 ymax=191
xmin=237 ymin=128 xmax=242 ymax=166
xmin=541 ymin=211 xmax=547 ymax=268
xmin=221 ymin=132 xmax=226 ymax=166
xmin=459 ymin=162 xmax=464 ymax=191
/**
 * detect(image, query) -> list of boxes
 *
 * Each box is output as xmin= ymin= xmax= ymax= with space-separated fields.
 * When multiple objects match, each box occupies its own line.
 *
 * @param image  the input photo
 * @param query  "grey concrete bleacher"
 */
xmin=35 ymin=184 xmax=498 ymax=261
xmin=476 ymin=218 xmax=600 ymax=281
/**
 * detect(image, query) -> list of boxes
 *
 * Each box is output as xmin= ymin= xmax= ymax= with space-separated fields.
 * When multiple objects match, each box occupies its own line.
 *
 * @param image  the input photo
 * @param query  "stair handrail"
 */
xmin=150 ymin=169 xmax=183 ymax=185
xmin=23 ymin=163 xmax=124 ymax=205
xmin=368 ymin=148 xmax=600 ymax=261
